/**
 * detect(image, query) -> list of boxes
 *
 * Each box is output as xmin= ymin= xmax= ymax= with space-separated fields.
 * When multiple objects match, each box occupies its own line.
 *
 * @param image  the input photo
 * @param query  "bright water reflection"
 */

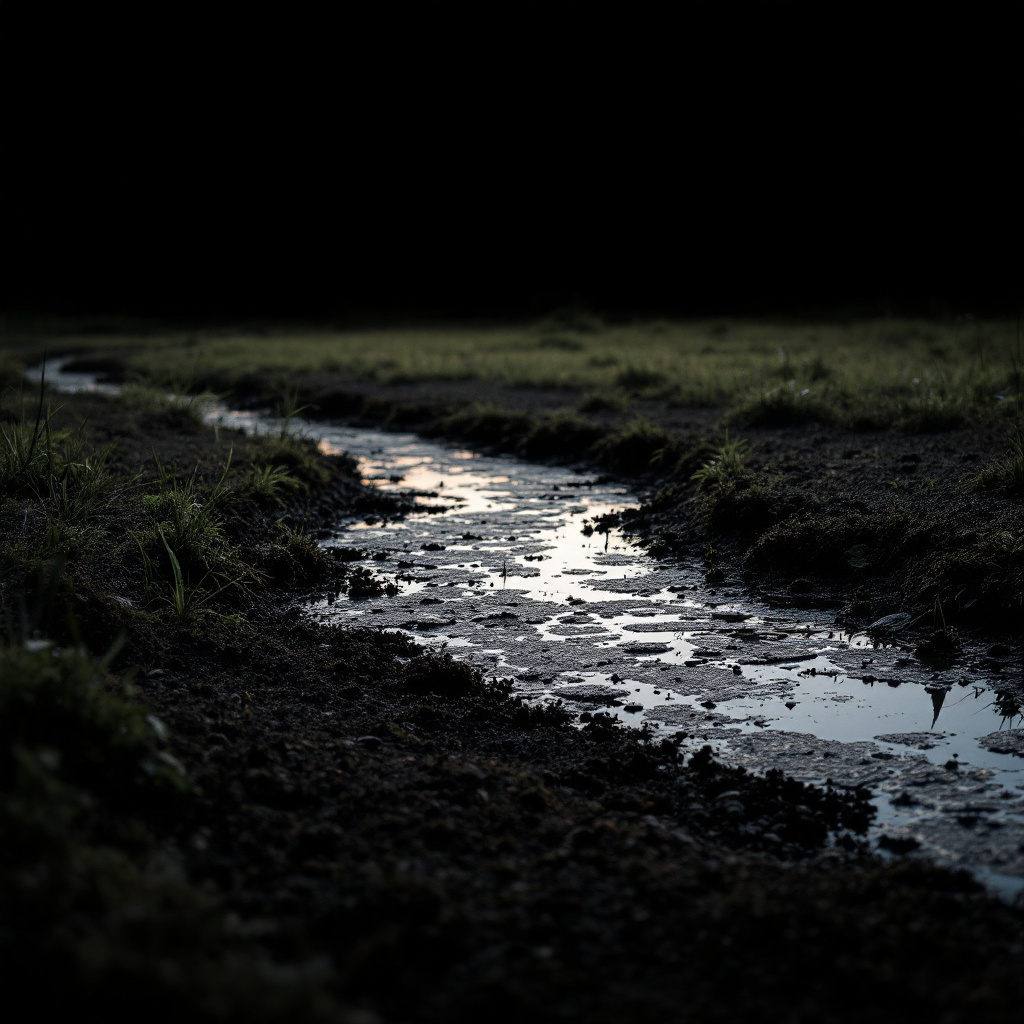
xmin=32 ymin=359 xmax=1024 ymax=894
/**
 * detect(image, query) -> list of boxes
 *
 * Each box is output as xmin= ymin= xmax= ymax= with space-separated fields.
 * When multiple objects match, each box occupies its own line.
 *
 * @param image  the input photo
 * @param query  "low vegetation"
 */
xmin=0 ymin=382 xmax=369 ymax=647
xmin=977 ymin=421 xmax=1024 ymax=494
xmin=4 ymin=313 xmax=1021 ymax=430
xmin=5 ymin=312 xmax=1022 ymax=626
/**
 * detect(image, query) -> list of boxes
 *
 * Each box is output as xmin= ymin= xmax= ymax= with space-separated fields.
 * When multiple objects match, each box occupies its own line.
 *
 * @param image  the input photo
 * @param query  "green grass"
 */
xmin=976 ymin=422 xmax=1024 ymax=494
xmin=591 ymin=416 xmax=680 ymax=473
xmin=0 ymin=382 xmax=124 ymax=558
xmin=0 ymin=381 xmax=335 ymax=633
xmin=5 ymin=314 xmax=1022 ymax=429
xmin=117 ymin=380 xmax=211 ymax=425
xmin=135 ymin=453 xmax=264 ymax=617
xmin=147 ymin=526 xmax=244 ymax=621
xmin=248 ymin=434 xmax=330 ymax=491
xmin=35 ymin=449 xmax=120 ymax=558
xmin=691 ymin=434 xmax=748 ymax=489
xmin=243 ymin=462 xmax=302 ymax=503
xmin=139 ymin=455 xmax=236 ymax=580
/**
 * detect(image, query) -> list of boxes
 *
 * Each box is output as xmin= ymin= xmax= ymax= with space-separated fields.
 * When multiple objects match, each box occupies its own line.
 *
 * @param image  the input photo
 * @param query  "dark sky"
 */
xmin=7 ymin=161 xmax=1013 ymax=322
xmin=4 ymin=25 xmax=1017 ymax=324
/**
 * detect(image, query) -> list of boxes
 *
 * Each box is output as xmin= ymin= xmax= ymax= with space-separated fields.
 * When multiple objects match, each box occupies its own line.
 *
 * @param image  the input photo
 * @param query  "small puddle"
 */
xmin=33 ymin=360 xmax=1024 ymax=897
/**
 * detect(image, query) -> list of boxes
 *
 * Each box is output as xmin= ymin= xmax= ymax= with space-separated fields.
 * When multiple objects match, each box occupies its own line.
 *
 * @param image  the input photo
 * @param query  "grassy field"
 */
xmin=4 ymin=313 xmax=1022 ymax=430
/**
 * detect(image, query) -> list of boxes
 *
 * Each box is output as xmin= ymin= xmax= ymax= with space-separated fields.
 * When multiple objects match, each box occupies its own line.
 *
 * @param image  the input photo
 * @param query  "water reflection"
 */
xmin=927 ymin=686 xmax=947 ymax=728
xmin=32 ymin=357 xmax=1024 ymax=889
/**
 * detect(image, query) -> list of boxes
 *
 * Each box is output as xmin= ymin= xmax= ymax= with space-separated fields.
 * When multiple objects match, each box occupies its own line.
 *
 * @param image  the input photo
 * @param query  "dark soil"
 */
xmin=204 ymin=367 xmax=1024 ymax=632
xmin=3 ymin=376 xmax=1022 ymax=1023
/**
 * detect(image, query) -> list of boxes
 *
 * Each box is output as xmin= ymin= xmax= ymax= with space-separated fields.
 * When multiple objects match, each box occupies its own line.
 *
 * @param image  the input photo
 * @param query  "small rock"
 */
xmin=878 ymin=834 xmax=920 ymax=854
xmin=867 ymin=612 xmax=913 ymax=633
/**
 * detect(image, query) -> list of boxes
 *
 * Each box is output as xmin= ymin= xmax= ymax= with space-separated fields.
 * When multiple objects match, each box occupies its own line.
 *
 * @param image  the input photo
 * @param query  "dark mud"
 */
xmin=195 ymin=367 xmax=1022 ymax=710
xmin=3 ymin=372 xmax=1022 ymax=1022
xmin=188 ymin=366 xmax=1024 ymax=629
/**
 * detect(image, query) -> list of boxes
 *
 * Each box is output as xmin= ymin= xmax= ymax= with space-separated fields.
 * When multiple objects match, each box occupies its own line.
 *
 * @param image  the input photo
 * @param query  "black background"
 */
xmin=4 ymin=16 xmax=1018 ymax=324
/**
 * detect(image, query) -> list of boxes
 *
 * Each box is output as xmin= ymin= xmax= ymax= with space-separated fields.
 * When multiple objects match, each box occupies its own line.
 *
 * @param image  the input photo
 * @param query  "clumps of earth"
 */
xmin=4 ymin=359 xmax=1022 ymax=1023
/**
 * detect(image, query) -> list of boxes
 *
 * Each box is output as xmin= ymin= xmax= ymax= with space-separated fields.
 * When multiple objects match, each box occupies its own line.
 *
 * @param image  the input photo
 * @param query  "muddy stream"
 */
xmin=38 ymin=362 xmax=1024 ymax=898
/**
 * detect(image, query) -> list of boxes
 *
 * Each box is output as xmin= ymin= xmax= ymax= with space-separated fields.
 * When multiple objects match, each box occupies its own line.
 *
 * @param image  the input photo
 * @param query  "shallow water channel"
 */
xmin=38 ymin=362 xmax=1024 ymax=898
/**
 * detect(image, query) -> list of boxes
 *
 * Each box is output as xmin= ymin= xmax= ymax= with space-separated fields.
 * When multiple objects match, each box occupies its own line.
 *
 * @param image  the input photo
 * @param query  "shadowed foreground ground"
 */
xmin=1 ymin=378 xmax=1022 ymax=1023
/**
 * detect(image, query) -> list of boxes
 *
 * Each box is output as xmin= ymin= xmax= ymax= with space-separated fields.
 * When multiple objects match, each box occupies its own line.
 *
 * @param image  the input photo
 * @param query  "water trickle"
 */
xmin=33 ymin=359 xmax=1024 ymax=895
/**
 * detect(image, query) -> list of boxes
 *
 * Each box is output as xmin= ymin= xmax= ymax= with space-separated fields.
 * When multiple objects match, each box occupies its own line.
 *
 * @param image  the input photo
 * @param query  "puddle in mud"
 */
xmin=33 ymin=360 xmax=1024 ymax=896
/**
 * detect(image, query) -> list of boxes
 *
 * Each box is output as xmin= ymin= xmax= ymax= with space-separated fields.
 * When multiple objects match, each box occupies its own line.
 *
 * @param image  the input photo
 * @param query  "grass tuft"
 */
xmin=250 ymin=435 xmax=330 ymax=491
xmin=733 ymin=381 xmax=833 ymax=427
xmin=592 ymin=418 xmax=679 ymax=474
xmin=616 ymin=364 xmax=666 ymax=392
xmin=975 ymin=423 xmax=1024 ymax=494
xmin=243 ymin=463 xmax=302 ymax=504
xmin=136 ymin=453 xmax=256 ymax=615
xmin=691 ymin=434 xmax=748 ymax=489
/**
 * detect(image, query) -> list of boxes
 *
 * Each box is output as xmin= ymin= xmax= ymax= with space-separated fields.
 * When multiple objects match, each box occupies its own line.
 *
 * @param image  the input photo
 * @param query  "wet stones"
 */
xmin=878 ymin=834 xmax=922 ymax=854
xmin=618 ymin=641 xmax=673 ymax=654
xmin=295 ymin=417 xmax=1024 ymax=885
xmin=722 ymin=732 xmax=895 ymax=789
xmin=711 ymin=611 xmax=749 ymax=623
xmin=713 ymin=791 xmax=746 ymax=816
xmin=867 ymin=612 xmax=913 ymax=634
xmin=642 ymin=705 xmax=735 ymax=729
xmin=873 ymin=732 xmax=945 ymax=750
xmin=620 ymin=620 xmax=694 ymax=632
xmin=556 ymin=684 xmax=631 ymax=706
xmin=547 ymin=624 xmax=614 ymax=637
xmin=977 ymin=729 xmax=1024 ymax=757
xmin=402 ymin=614 xmax=454 ymax=629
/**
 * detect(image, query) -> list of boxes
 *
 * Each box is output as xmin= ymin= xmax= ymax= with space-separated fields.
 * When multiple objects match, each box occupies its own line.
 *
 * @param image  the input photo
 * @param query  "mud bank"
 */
xmin=290 ymin=423 xmax=1024 ymax=887
xmin=2 ymin=370 xmax=1022 ymax=1022
xmin=37 ymin=360 xmax=1024 ymax=884
xmin=175 ymin=366 xmax=1024 ymax=626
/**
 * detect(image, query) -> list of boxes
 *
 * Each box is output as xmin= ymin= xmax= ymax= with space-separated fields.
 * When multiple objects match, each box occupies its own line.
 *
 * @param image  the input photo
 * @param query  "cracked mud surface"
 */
xmin=256 ymin=417 xmax=1024 ymax=889
xmin=8 ymin=360 xmax=1021 ymax=1023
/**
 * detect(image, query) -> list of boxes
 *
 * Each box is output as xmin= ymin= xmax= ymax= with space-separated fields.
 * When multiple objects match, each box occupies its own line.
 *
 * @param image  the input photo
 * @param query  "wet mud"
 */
xmin=4 ymin=360 xmax=1022 ymax=1022
xmin=250 ymin=416 xmax=1023 ymax=889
